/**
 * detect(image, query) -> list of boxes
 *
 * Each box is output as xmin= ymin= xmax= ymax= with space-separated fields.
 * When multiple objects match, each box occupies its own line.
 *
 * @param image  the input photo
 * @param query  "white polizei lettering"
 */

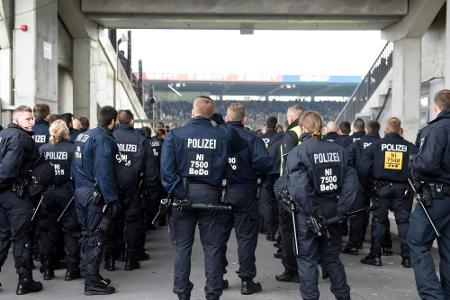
xmin=363 ymin=142 xmax=372 ymax=149
xmin=381 ymin=143 xmax=407 ymax=152
xmin=313 ymin=152 xmax=340 ymax=164
xmin=44 ymin=151 xmax=68 ymax=160
xmin=187 ymin=138 xmax=217 ymax=149
xmin=76 ymin=133 xmax=90 ymax=143
xmin=118 ymin=143 xmax=137 ymax=153
xmin=33 ymin=135 xmax=46 ymax=143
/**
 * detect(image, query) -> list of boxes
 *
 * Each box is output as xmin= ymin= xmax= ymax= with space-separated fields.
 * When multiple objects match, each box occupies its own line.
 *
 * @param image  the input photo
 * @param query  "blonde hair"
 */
xmin=386 ymin=117 xmax=401 ymax=133
xmin=49 ymin=119 xmax=69 ymax=144
xmin=226 ymin=102 xmax=246 ymax=122
xmin=301 ymin=111 xmax=323 ymax=140
xmin=192 ymin=96 xmax=215 ymax=118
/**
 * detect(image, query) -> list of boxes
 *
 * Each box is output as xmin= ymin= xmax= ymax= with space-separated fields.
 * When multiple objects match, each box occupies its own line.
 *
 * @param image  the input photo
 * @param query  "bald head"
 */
xmin=192 ymin=96 xmax=215 ymax=118
xmin=326 ymin=121 xmax=338 ymax=134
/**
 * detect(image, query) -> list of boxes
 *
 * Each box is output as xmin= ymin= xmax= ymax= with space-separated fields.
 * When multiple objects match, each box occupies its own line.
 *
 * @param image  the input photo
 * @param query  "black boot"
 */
xmin=65 ymin=269 xmax=81 ymax=281
xmin=241 ymin=280 xmax=262 ymax=295
xmin=275 ymin=271 xmax=299 ymax=283
xmin=382 ymin=247 xmax=393 ymax=256
xmin=361 ymin=253 xmax=382 ymax=266
xmin=222 ymin=279 xmax=229 ymax=290
xmin=16 ymin=273 xmax=43 ymax=295
xmin=342 ymin=244 xmax=359 ymax=255
xmin=116 ymin=249 xmax=126 ymax=262
xmin=136 ymin=250 xmax=151 ymax=261
xmin=401 ymin=257 xmax=412 ymax=268
xmin=40 ymin=259 xmax=54 ymax=280
xmin=104 ymin=255 xmax=116 ymax=271
xmin=125 ymin=254 xmax=140 ymax=271
xmin=84 ymin=280 xmax=116 ymax=295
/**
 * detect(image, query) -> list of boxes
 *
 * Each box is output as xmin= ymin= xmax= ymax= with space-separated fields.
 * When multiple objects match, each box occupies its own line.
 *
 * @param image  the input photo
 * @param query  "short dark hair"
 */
xmin=98 ymin=106 xmax=118 ymax=127
xmin=118 ymin=109 xmax=134 ymax=124
xmin=434 ymin=89 xmax=450 ymax=109
xmin=14 ymin=105 xmax=32 ymax=114
xmin=366 ymin=120 xmax=380 ymax=133
xmin=339 ymin=121 xmax=351 ymax=135
xmin=78 ymin=116 xmax=90 ymax=130
xmin=48 ymin=114 xmax=61 ymax=125
xmin=353 ymin=118 xmax=365 ymax=132
xmin=266 ymin=116 xmax=278 ymax=130
xmin=60 ymin=113 xmax=74 ymax=129
xmin=33 ymin=104 xmax=50 ymax=120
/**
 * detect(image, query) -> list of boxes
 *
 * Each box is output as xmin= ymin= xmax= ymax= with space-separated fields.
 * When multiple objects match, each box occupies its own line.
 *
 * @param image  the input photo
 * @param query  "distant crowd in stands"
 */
xmin=159 ymin=100 xmax=345 ymax=128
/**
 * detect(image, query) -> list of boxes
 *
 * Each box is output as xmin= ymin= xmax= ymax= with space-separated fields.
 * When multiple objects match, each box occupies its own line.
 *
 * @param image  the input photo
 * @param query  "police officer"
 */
xmin=343 ymin=120 xmax=380 ymax=255
xmin=61 ymin=113 xmax=80 ymax=142
xmin=161 ymin=96 xmax=240 ymax=300
xmin=259 ymin=116 xmax=283 ymax=241
xmin=72 ymin=106 xmax=121 ymax=295
xmin=323 ymin=121 xmax=339 ymax=143
xmin=350 ymin=118 xmax=365 ymax=143
xmin=37 ymin=119 xmax=81 ymax=281
xmin=286 ymin=111 xmax=357 ymax=300
xmin=276 ymin=104 xmax=303 ymax=283
xmin=408 ymin=89 xmax=450 ymax=299
xmin=361 ymin=117 xmax=417 ymax=268
xmin=220 ymin=103 xmax=272 ymax=295
xmin=335 ymin=121 xmax=352 ymax=149
xmin=105 ymin=110 xmax=157 ymax=271
xmin=0 ymin=105 xmax=42 ymax=294
xmin=32 ymin=104 xmax=51 ymax=149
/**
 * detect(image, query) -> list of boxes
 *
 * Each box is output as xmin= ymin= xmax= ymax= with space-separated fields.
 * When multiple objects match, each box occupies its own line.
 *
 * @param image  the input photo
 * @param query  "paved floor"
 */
xmin=0 ymin=226 xmax=422 ymax=299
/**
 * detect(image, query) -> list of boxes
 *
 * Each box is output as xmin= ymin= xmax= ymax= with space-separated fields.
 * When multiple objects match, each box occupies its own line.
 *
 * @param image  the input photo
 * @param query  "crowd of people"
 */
xmin=0 ymin=91 xmax=449 ymax=300
xmin=159 ymin=99 xmax=345 ymax=127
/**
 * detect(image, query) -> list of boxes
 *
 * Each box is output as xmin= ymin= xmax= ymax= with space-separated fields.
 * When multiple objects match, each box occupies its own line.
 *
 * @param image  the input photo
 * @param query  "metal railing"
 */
xmin=336 ymin=42 xmax=393 ymax=123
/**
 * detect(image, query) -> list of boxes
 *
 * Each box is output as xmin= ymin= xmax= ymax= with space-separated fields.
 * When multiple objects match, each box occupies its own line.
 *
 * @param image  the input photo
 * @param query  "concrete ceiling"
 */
xmin=80 ymin=0 xmax=408 ymax=30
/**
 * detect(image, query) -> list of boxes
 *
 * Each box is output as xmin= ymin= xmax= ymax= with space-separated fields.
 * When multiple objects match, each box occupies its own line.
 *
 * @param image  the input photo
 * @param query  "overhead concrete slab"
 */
xmin=81 ymin=0 xmax=408 ymax=30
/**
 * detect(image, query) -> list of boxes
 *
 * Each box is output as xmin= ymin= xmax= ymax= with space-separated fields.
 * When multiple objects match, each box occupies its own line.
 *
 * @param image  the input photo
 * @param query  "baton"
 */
xmin=31 ymin=195 xmax=44 ymax=222
xmin=290 ymin=201 xmax=300 ymax=256
xmin=57 ymin=196 xmax=75 ymax=222
xmin=408 ymin=179 xmax=440 ymax=237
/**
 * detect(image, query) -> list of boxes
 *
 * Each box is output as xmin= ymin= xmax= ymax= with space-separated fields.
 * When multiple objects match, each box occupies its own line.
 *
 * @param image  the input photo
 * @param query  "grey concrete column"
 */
xmin=446 ymin=1 xmax=450 ymax=88
xmin=73 ymin=39 xmax=98 ymax=124
xmin=391 ymin=38 xmax=421 ymax=141
xmin=14 ymin=0 xmax=58 ymax=110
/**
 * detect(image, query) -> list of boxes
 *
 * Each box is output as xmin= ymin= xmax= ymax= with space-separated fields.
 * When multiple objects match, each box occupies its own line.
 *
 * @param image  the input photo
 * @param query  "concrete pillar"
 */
xmin=73 ymin=39 xmax=98 ymax=124
xmin=14 ymin=0 xmax=58 ymax=110
xmin=391 ymin=38 xmax=421 ymax=141
xmin=446 ymin=2 xmax=450 ymax=88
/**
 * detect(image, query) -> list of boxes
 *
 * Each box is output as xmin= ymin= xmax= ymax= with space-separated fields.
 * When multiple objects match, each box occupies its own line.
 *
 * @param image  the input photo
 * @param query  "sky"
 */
xmin=118 ymin=29 xmax=387 ymax=77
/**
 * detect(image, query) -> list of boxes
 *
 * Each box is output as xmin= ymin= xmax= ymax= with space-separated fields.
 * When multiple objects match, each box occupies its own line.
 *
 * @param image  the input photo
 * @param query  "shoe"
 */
xmin=361 ymin=254 xmax=382 ymax=266
xmin=382 ymin=247 xmax=393 ymax=256
xmin=104 ymin=255 xmax=116 ymax=271
xmin=65 ymin=269 xmax=81 ymax=281
xmin=40 ymin=259 xmax=54 ymax=280
xmin=84 ymin=281 xmax=116 ymax=295
xmin=273 ymin=252 xmax=282 ymax=259
xmin=273 ymin=242 xmax=281 ymax=248
xmin=125 ymin=257 xmax=141 ymax=271
xmin=322 ymin=271 xmax=329 ymax=280
xmin=241 ymin=280 xmax=262 ymax=295
xmin=222 ymin=279 xmax=229 ymax=290
xmin=136 ymin=251 xmax=151 ymax=261
xmin=266 ymin=234 xmax=275 ymax=242
xmin=341 ymin=245 xmax=359 ymax=255
xmin=275 ymin=272 xmax=299 ymax=283
xmin=99 ymin=275 xmax=111 ymax=286
xmin=16 ymin=273 xmax=43 ymax=295
xmin=401 ymin=257 xmax=411 ymax=268
xmin=177 ymin=281 xmax=194 ymax=300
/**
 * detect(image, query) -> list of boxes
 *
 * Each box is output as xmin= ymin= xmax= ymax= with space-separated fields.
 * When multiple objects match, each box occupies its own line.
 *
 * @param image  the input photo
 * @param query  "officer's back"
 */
xmin=335 ymin=121 xmax=353 ymax=149
xmin=39 ymin=137 xmax=74 ymax=185
xmin=323 ymin=121 xmax=339 ymax=143
xmin=350 ymin=118 xmax=366 ymax=143
xmin=32 ymin=104 xmax=51 ymax=149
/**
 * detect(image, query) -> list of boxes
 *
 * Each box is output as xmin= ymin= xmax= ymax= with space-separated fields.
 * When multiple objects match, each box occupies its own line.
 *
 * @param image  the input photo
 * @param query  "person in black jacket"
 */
xmin=0 ymin=105 xmax=42 ymax=294
xmin=286 ymin=111 xmax=357 ymax=300
xmin=32 ymin=103 xmax=50 ymax=149
xmin=361 ymin=117 xmax=417 ymax=268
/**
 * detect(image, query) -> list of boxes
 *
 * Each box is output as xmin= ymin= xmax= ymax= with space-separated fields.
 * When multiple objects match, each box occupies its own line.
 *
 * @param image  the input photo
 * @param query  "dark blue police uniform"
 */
xmin=286 ymin=133 xmax=357 ymax=300
xmin=72 ymin=126 xmax=120 ymax=287
xmin=161 ymin=116 xmax=239 ymax=300
xmin=323 ymin=132 xmax=339 ymax=143
xmin=364 ymin=132 xmax=417 ymax=263
xmin=219 ymin=121 xmax=272 ymax=285
xmin=109 ymin=124 xmax=155 ymax=268
xmin=32 ymin=119 xmax=50 ymax=149
xmin=259 ymin=129 xmax=283 ymax=239
xmin=38 ymin=140 xmax=80 ymax=278
xmin=335 ymin=134 xmax=352 ymax=149
xmin=344 ymin=132 xmax=380 ymax=252
xmin=408 ymin=108 xmax=450 ymax=299
xmin=0 ymin=124 xmax=39 ymax=276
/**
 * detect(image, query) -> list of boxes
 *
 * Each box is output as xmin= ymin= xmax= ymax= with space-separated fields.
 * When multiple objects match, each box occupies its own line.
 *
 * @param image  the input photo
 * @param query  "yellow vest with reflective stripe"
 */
xmin=280 ymin=125 xmax=302 ymax=175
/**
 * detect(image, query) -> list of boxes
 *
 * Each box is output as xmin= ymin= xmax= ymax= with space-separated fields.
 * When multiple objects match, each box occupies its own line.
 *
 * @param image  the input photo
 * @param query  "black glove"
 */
xmin=103 ymin=201 xmax=122 ymax=219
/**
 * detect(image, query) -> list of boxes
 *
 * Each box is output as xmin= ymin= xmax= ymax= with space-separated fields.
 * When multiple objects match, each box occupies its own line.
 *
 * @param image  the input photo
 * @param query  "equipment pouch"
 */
xmin=429 ymin=183 xmax=445 ymax=199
